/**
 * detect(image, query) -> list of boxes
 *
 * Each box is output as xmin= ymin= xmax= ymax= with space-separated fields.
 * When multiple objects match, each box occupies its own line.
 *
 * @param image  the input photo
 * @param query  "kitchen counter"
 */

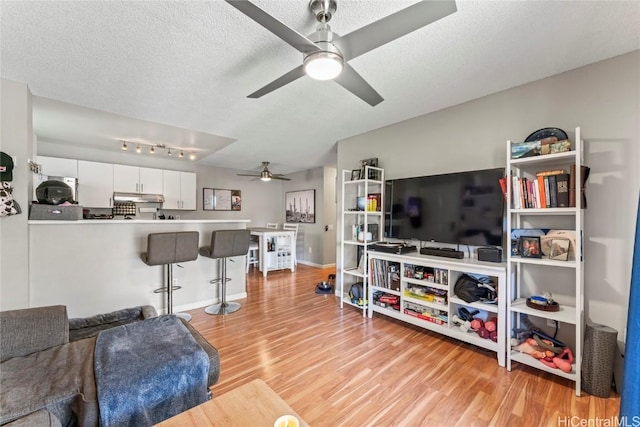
xmin=29 ymin=219 xmax=251 ymax=317
xmin=29 ymin=219 xmax=251 ymax=225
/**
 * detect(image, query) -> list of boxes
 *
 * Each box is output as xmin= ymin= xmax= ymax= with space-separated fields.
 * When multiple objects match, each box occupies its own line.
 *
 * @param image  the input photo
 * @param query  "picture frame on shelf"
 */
xmin=520 ymin=236 xmax=542 ymax=258
xmin=549 ymin=238 xmax=570 ymax=261
xmin=351 ymin=169 xmax=361 ymax=180
xmin=359 ymin=157 xmax=379 ymax=180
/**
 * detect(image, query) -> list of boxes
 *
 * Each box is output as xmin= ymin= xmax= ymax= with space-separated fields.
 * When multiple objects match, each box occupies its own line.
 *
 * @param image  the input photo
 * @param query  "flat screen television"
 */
xmin=384 ymin=168 xmax=505 ymax=248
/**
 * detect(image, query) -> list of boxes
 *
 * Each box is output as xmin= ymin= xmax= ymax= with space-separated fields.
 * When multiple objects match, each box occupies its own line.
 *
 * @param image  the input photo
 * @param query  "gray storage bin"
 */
xmin=29 ymin=204 xmax=82 ymax=221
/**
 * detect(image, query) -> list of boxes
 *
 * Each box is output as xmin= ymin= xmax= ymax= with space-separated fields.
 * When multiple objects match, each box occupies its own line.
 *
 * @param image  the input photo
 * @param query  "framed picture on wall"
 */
xmin=285 ymin=189 xmax=315 ymax=223
xmin=203 ymin=188 xmax=241 ymax=211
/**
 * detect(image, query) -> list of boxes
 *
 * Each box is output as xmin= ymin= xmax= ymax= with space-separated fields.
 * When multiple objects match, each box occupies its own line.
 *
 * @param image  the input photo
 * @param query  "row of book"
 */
xmin=502 ymin=164 xmax=590 ymax=209
xmin=369 ymin=259 xmax=401 ymax=291
xmin=512 ymin=169 xmax=569 ymax=209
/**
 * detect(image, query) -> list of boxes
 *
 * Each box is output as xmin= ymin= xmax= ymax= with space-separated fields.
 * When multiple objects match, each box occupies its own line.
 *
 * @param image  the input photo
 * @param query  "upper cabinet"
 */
xmin=162 ymin=170 xmax=196 ymax=210
xmin=77 ymin=160 xmax=114 ymax=208
xmin=113 ymin=165 xmax=163 ymax=194
xmin=36 ymin=156 xmax=78 ymax=178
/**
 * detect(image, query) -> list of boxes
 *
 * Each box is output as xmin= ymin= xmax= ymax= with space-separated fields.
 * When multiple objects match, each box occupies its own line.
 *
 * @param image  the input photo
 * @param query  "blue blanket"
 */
xmin=94 ymin=315 xmax=209 ymax=427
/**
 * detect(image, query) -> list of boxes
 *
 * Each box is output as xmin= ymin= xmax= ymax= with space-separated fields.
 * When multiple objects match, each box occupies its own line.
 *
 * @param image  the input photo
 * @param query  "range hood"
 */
xmin=113 ymin=192 xmax=165 ymax=203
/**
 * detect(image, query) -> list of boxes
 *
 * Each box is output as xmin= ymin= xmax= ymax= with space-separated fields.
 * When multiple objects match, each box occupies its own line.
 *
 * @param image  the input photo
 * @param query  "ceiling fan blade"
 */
xmin=237 ymin=173 xmax=261 ymax=177
xmin=225 ymin=0 xmax=320 ymax=55
xmin=248 ymin=65 xmax=306 ymax=99
xmin=333 ymin=0 xmax=457 ymax=60
xmin=334 ymin=64 xmax=383 ymax=106
xmin=271 ymin=176 xmax=292 ymax=181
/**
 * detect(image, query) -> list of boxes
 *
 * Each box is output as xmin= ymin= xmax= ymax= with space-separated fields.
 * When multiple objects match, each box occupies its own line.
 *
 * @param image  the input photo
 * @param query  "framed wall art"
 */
xmin=285 ymin=189 xmax=315 ymax=223
xmin=203 ymin=188 xmax=241 ymax=211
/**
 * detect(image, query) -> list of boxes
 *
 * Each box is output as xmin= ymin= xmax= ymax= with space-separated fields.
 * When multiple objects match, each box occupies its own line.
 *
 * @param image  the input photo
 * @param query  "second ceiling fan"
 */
xmin=225 ymin=0 xmax=457 ymax=106
xmin=237 ymin=161 xmax=291 ymax=181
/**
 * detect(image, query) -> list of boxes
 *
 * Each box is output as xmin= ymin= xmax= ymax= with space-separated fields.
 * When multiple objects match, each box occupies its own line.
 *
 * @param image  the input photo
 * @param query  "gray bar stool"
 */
xmin=199 ymin=229 xmax=250 ymax=315
xmin=141 ymin=231 xmax=199 ymax=321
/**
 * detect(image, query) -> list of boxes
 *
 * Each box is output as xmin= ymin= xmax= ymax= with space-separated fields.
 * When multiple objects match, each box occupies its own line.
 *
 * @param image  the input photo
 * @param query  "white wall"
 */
xmin=323 ymin=166 xmax=337 ymax=266
xmin=0 ymin=79 xmax=33 ymax=310
xmin=337 ymin=51 xmax=640 ymax=338
xmin=282 ymin=166 xmax=336 ymax=267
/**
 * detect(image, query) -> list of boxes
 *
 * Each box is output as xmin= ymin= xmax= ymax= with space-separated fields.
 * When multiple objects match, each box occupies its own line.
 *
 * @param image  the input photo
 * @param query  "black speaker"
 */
xmin=477 ymin=247 xmax=502 ymax=263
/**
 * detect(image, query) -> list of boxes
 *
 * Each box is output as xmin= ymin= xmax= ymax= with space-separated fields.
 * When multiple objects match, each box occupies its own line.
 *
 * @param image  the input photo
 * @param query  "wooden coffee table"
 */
xmin=155 ymin=379 xmax=308 ymax=426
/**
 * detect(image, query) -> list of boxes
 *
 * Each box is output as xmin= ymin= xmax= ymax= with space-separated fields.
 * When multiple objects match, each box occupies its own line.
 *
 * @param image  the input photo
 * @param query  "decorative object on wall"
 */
xmin=203 ymin=188 xmax=241 ymax=211
xmin=285 ymin=189 xmax=315 ymax=223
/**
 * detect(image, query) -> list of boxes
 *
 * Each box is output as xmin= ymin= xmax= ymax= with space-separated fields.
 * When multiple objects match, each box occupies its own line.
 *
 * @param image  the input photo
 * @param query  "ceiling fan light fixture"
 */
xmin=260 ymin=170 xmax=272 ymax=182
xmin=304 ymin=51 xmax=343 ymax=80
xmin=121 ymin=141 xmax=128 ymax=151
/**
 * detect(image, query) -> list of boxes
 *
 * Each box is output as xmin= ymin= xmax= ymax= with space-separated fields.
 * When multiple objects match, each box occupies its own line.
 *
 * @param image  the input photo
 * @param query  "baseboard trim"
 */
xmin=298 ymin=260 xmax=336 ymax=269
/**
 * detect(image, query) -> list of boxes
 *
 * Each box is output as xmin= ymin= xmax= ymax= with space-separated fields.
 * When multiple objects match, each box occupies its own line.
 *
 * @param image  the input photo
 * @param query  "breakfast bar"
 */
xmin=28 ymin=219 xmax=251 ymax=318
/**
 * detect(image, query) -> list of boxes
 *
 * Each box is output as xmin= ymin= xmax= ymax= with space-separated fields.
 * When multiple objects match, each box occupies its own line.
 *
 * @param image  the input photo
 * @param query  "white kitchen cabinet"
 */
xmin=162 ymin=170 xmax=196 ymax=210
xmin=179 ymin=172 xmax=196 ymax=210
xmin=139 ymin=167 xmax=163 ymax=194
xmin=113 ymin=165 xmax=163 ymax=194
xmin=37 ymin=156 xmax=78 ymax=178
xmin=77 ymin=160 xmax=114 ymax=208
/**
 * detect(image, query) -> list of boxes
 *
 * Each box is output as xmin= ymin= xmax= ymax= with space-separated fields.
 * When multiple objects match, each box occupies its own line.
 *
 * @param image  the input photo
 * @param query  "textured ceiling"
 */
xmin=1 ymin=1 xmax=639 ymax=175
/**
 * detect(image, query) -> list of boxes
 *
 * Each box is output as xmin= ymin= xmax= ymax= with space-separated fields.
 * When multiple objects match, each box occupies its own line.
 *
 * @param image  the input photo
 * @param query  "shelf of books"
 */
xmin=367 ymin=251 xmax=507 ymax=366
xmin=506 ymin=126 xmax=586 ymax=396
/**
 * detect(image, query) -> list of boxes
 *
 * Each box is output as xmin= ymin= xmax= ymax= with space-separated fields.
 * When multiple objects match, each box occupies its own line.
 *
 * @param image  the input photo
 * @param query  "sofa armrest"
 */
xmin=180 ymin=318 xmax=220 ymax=388
xmin=0 ymin=305 xmax=69 ymax=362
xmin=68 ymin=305 xmax=158 ymax=342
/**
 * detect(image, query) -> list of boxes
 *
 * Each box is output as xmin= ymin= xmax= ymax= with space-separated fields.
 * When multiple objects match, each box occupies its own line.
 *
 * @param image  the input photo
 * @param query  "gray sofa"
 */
xmin=0 ymin=305 xmax=220 ymax=426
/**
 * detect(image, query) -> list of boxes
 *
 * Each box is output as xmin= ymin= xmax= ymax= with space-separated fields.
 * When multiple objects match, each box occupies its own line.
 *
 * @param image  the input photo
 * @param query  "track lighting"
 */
xmin=119 ymin=140 xmax=195 ymax=160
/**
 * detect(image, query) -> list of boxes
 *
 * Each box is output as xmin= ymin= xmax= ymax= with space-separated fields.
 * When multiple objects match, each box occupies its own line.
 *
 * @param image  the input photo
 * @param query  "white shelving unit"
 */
xmin=506 ymin=127 xmax=584 ymax=395
xmin=368 ymin=251 xmax=507 ymax=366
xmin=339 ymin=166 xmax=384 ymax=317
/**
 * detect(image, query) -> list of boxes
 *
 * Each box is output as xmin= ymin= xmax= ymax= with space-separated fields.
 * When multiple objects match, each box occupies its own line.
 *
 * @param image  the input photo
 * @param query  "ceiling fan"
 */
xmin=225 ymin=0 xmax=457 ymax=106
xmin=237 ymin=161 xmax=292 ymax=181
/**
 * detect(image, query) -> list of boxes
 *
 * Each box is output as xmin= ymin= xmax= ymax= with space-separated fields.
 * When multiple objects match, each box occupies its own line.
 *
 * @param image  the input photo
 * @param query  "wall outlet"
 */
xmin=547 ymin=319 xmax=558 ymax=328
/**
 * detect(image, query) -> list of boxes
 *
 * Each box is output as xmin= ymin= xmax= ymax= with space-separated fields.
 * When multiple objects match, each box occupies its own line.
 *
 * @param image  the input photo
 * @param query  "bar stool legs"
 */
xmin=154 ymin=263 xmax=192 ymax=322
xmin=200 ymin=229 xmax=250 ymax=316
xmin=204 ymin=257 xmax=241 ymax=315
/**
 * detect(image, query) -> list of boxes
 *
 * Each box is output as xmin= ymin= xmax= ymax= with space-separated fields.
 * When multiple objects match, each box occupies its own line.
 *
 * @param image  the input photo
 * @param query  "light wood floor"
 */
xmin=185 ymin=265 xmax=620 ymax=426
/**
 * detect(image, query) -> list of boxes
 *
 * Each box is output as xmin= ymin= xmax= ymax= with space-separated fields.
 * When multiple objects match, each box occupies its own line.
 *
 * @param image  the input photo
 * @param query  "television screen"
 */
xmin=384 ymin=168 xmax=505 ymax=247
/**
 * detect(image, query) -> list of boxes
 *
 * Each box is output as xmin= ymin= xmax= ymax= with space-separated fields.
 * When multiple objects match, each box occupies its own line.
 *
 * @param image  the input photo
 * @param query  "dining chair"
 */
xmin=265 ymin=223 xmax=279 ymax=229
